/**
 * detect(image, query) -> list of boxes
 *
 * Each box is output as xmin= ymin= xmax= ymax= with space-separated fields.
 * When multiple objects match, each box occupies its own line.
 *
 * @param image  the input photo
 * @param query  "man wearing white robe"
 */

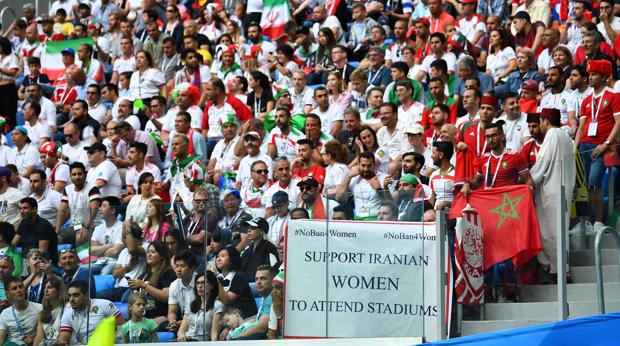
xmin=530 ymin=108 xmax=576 ymax=275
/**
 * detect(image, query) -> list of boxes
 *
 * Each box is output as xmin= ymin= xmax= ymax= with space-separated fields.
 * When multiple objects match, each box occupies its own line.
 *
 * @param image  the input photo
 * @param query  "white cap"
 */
xmin=404 ymin=123 xmax=425 ymax=135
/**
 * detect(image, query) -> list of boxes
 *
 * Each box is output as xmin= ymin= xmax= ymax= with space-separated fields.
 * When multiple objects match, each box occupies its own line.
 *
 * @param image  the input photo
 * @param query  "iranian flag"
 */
xmin=41 ymin=37 xmax=93 ymax=83
xmin=260 ymin=0 xmax=291 ymax=40
xmin=451 ymin=185 xmax=542 ymax=270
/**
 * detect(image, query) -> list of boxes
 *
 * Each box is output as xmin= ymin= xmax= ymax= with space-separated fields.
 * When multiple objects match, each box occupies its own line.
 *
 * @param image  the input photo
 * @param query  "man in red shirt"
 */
xmin=291 ymin=139 xmax=326 ymax=185
xmin=520 ymin=113 xmax=544 ymax=168
xmin=428 ymin=0 xmax=454 ymax=34
xmin=512 ymin=11 xmax=545 ymax=55
xmin=461 ymin=120 xmax=534 ymax=195
xmin=456 ymin=95 xmax=498 ymax=159
xmin=575 ymin=59 xmax=620 ymax=231
xmin=421 ymin=78 xmax=458 ymax=129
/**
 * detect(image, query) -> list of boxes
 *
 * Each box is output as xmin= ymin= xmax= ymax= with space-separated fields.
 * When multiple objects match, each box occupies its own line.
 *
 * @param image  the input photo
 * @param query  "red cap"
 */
xmin=480 ymin=96 xmax=498 ymax=108
xmin=526 ymin=113 xmax=541 ymax=123
xmin=540 ymin=108 xmax=561 ymax=122
xmin=415 ymin=17 xmax=430 ymax=26
xmin=587 ymin=60 xmax=612 ymax=78
xmin=461 ymin=0 xmax=477 ymax=4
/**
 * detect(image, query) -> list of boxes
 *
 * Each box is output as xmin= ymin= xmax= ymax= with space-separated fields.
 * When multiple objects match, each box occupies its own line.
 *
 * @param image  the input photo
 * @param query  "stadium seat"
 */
xmin=94 ymin=275 xmax=115 ymax=291
xmin=157 ymin=332 xmax=176 ymax=342
xmin=57 ymin=244 xmax=72 ymax=252
xmin=114 ymin=302 xmax=129 ymax=320
xmin=255 ymin=297 xmax=263 ymax=310
xmin=249 ymin=282 xmax=258 ymax=297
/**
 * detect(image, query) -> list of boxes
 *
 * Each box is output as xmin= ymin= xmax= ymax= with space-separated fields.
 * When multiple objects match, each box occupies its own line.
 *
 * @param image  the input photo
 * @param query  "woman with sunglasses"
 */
xmin=126 ymin=172 xmax=162 ymax=226
xmin=177 ymin=272 xmax=224 ymax=341
xmin=33 ymin=275 xmax=68 ymax=346
xmin=164 ymin=5 xmax=184 ymax=51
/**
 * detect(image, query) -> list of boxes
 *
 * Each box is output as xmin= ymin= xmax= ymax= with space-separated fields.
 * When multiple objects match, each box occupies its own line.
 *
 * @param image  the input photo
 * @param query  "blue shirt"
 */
xmin=368 ymin=65 xmax=392 ymax=88
xmin=62 ymin=267 xmax=97 ymax=297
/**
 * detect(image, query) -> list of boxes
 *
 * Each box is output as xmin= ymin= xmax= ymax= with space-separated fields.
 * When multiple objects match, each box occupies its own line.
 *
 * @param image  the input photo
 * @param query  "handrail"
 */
xmin=594 ymin=226 xmax=620 ymax=314
xmin=0 ymin=7 xmax=17 ymax=29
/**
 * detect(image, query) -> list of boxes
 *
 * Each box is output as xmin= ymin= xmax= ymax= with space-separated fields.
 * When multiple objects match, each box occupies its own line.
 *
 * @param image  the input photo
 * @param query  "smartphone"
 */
xmin=125 ymin=276 xmax=131 ymax=280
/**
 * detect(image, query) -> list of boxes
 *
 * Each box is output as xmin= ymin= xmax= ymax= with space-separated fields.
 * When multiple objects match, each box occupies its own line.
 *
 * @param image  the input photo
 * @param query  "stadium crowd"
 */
xmin=0 ymin=0 xmax=616 ymax=342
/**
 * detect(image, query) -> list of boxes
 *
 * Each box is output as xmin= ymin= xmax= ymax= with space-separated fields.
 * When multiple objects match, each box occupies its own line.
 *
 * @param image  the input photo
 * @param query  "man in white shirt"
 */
xmin=290 ymin=71 xmax=315 ymax=114
xmin=567 ymin=65 xmax=593 ymax=135
xmin=22 ymin=101 xmax=51 ymax=147
xmin=416 ymin=32 xmax=457 ymax=82
xmin=7 ymin=126 xmax=41 ymax=178
xmin=61 ymin=123 xmax=89 ymax=167
xmin=235 ymin=132 xmax=273 ymax=190
xmin=377 ymin=103 xmax=407 ymax=159
xmin=311 ymin=5 xmax=345 ymax=44
xmin=85 ymin=142 xmax=122 ymax=197
xmin=167 ymin=250 xmax=197 ymax=332
xmin=537 ymin=28 xmax=560 ymax=75
xmin=457 ymin=88 xmax=481 ymax=129
xmin=25 ymin=84 xmax=56 ymax=130
xmin=335 ymin=151 xmax=388 ymax=219
xmin=58 ymin=280 xmax=123 ymax=345
xmin=124 ymin=142 xmax=161 ymax=198
xmin=499 ymin=93 xmax=530 ymax=152
xmin=264 ymin=158 xmax=298 ymax=219
xmin=266 ymin=191 xmax=290 ymax=242
xmin=538 ymin=66 xmax=571 ymax=129
xmin=209 ymin=113 xmax=240 ymax=185
xmin=597 ymin=0 xmax=620 ymax=45
xmin=396 ymin=81 xmax=425 ymax=126
xmin=28 ymin=169 xmax=63 ymax=228
xmin=311 ymin=87 xmax=343 ymax=138
xmin=85 ymin=84 xmax=107 ymax=123
xmin=111 ymin=36 xmax=135 ymax=84
xmin=83 ymin=196 xmax=124 ymax=275
xmin=0 ymin=167 xmax=26 ymax=227
xmin=0 ymin=277 xmax=42 ymax=345
xmin=268 ymin=106 xmax=306 ymax=163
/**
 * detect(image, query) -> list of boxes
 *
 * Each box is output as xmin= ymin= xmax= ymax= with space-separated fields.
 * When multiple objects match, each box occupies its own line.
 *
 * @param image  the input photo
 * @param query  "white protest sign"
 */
xmin=284 ymin=220 xmax=443 ymax=339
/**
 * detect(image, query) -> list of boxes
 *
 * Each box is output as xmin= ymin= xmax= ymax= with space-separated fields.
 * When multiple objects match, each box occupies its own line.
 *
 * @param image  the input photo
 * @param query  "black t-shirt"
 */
xmin=240 ymin=239 xmax=279 ymax=282
xmin=17 ymin=216 xmax=58 ymax=263
xmin=221 ymin=271 xmax=258 ymax=318
xmin=247 ymin=89 xmax=274 ymax=118
xmin=141 ymin=269 xmax=176 ymax=318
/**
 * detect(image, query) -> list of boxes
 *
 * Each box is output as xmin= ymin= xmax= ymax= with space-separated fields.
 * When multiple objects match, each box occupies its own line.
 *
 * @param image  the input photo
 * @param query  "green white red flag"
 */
xmin=41 ymin=37 xmax=94 ymax=83
xmin=260 ymin=0 xmax=292 ymax=40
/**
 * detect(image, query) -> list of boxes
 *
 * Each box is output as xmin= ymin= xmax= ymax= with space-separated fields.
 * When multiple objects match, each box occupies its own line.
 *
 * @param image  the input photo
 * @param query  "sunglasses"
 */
xmin=252 ymin=169 xmax=268 ymax=175
xmin=299 ymin=185 xmax=315 ymax=192
xmin=193 ymin=198 xmax=208 ymax=203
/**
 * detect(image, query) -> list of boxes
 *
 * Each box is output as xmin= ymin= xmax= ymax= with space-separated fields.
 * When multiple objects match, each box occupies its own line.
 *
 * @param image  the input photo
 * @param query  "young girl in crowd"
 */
xmin=122 ymin=293 xmax=159 ymax=343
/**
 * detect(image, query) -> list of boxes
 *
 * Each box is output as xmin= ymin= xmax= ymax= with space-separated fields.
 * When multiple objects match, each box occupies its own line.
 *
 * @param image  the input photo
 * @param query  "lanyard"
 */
xmin=11 ymin=305 xmax=25 ymax=336
xmin=485 ymin=150 xmax=505 ymax=188
xmin=476 ymin=123 xmax=488 ymax=157
xmin=28 ymin=274 xmax=45 ymax=302
xmin=161 ymin=56 xmax=175 ymax=72
xmin=224 ymin=210 xmax=242 ymax=230
xmin=591 ymin=90 xmax=606 ymax=123
xmin=254 ymin=94 xmax=262 ymax=118
xmin=368 ymin=66 xmax=384 ymax=85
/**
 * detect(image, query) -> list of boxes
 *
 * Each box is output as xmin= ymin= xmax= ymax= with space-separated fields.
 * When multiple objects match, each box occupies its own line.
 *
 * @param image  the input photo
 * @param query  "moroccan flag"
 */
xmin=326 ymin=0 xmax=341 ymax=15
xmin=41 ymin=37 xmax=94 ymax=83
xmin=450 ymin=185 xmax=542 ymax=270
xmin=455 ymin=205 xmax=484 ymax=305
xmin=260 ymin=0 xmax=291 ymax=40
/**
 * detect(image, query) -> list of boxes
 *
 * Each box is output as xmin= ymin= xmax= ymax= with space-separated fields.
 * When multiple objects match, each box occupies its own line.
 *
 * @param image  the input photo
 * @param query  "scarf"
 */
xmin=170 ymin=155 xmax=197 ymax=176
xmin=299 ymin=195 xmax=326 ymax=219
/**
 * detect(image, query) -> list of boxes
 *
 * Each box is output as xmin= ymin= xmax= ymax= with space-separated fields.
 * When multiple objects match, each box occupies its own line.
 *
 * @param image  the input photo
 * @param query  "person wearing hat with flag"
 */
xmin=396 ymin=173 xmax=425 ymax=221
xmin=209 ymin=113 xmax=241 ymax=185
xmin=575 ymin=59 xmax=620 ymax=234
xmin=530 ymin=108 xmax=576 ymax=277
xmin=39 ymin=141 xmax=70 ymax=192
xmin=239 ymin=217 xmax=279 ymax=282
xmin=216 ymin=46 xmax=243 ymax=87
xmin=520 ymin=113 xmax=544 ymax=168
xmin=7 ymin=126 xmax=42 ymax=178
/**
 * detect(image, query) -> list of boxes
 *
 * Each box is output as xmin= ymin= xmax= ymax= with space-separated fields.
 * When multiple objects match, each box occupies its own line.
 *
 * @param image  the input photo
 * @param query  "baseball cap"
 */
xmin=243 ymin=217 xmax=269 ymax=233
xmin=405 ymin=123 xmax=425 ymax=135
xmin=297 ymin=176 xmax=319 ymax=188
xmin=84 ymin=142 xmax=107 ymax=154
xmin=61 ymin=47 xmax=75 ymax=56
xmin=40 ymin=141 xmax=61 ymax=156
xmin=243 ymin=131 xmax=261 ymax=140
xmin=272 ymin=191 xmax=289 ymax=207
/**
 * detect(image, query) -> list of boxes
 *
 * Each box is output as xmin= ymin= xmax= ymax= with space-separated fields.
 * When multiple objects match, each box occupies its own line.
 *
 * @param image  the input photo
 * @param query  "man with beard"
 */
xmin=530 ymin=108 xmax=576 ymax=279
xmin=521 ymin=113 xmax=544 ymax=168
xmin=428 ymin=141 xmax=455 ymax=212
xmin=291 ymin=139 xmax=325 ymax=185
xmin=173 ymin=49 xmax=211 ymax=108
xmin=268 ymin=107 xmax=305 ymax=163
xmin=57 ymin=281 xmax=123 ymax=345
xmin=500 ymin=92 xmax=531 ymax=152
xmin=402 ymin=151 xmax=429 ymax=184
xmin=296 ymin=176 xmax=339 ymax=219
xmin=311 ymin=87 xmax=343 ymax=138
xmin=336 ymin=108 xmax=363 ymax=164
xmin=264 ymin=158 xmax=299 ymax=219
xmin=39 ymin=141 xmax=69 ymax=192
xmin=14 ymin=197 xmax=58 ymax=263
xmin=456 ymin=96 xmax=499 ymax=159
xmin=461 ymin=121 xmax=535 ymax=197
xmin=567 ymin=65 xmax=593 ymax=135
xmin=209 ymin=114 xmax=241 ymax=185
xmin=539 ymin=66 xmax=572 ymax=132
xmin=335 ymin=151 xmax=388 ymax=220
xmin=235 ymin=132 xmax=273 ymax=191
xmin=56 ymin=162 xmax=101 ymax=244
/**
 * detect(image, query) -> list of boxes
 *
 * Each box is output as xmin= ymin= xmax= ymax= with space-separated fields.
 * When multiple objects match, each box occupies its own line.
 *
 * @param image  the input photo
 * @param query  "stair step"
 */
xmin=570 ymin=231 xmax=620 ymax=250
xmin=571 ymin=265 xmax=620 ymax=283
xmin=519 ymin=282 xmax=620 ymax=302
xmin=570 ymin=249 xmax=619 ymax=267
xmin=480 ymin=301 xmax=620 ymax=320
xmin=461 ymin=319 xmax=553 ymax=335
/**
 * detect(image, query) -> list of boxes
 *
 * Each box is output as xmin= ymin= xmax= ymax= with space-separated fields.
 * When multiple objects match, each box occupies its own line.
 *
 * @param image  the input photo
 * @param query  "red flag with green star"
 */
xmin=450 ymin=184 xmax=542 ymax=270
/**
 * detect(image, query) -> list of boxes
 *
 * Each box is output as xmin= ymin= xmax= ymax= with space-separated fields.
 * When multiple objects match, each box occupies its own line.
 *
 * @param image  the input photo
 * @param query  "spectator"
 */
xmin=143 ymin=200 xmax=172 ymax=243
xmin=57 ymin=280 xmax=124 ymax=345
xmin=32 ymin=275 xmax=67 ymax=345
xmin=167 ymin=250 xmax=197 ymax=332
xmin=85 ymin=142 xmax=122 ymax=197
xmin=177 ymin=271 xmax=224 ymax=341
xmin=58 ymin=249 xmax=96 ymax=298
xmin=0 ymin=277 xmax=42 ymax=344
xmin=82 ymin=196 xmax=124 ymax=275
xmin=215 ymin=246 xmax=257 ymax=318
xmin=14 ymin=197 xmax=58 ymax=264
xmin=28 ymin=169 xmax=62 ymax=228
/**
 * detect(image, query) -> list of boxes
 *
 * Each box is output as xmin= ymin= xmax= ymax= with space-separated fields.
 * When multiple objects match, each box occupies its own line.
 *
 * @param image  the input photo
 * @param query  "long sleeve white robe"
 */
xmin=529 ymin=128 xmax=576 ymax=273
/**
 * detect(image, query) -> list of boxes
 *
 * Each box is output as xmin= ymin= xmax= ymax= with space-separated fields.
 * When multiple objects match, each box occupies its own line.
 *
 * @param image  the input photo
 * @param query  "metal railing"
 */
xmin=594 ymin=226 xmax=620 ymax=314
xmin=0 ymin=6 xmax=16 ymax=29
